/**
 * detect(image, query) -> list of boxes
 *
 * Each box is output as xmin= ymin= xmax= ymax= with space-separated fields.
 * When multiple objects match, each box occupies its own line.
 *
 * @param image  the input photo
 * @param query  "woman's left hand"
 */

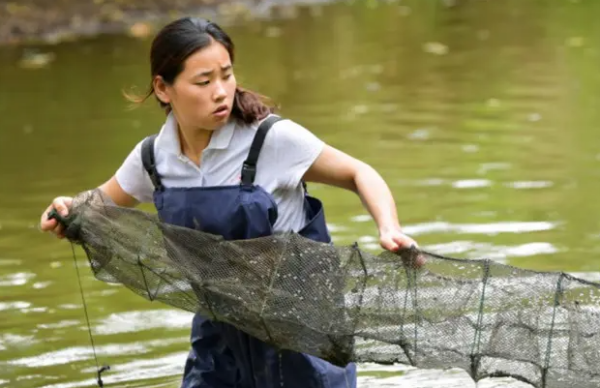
xmin=379 ymin=227 xmax=425 ymax=267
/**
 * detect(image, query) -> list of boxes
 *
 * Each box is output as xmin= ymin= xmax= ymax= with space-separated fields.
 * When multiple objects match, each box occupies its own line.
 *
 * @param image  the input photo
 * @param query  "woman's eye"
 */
xmin=196 ymin=80 xmax=210 ymax=86
xmin=224 ymin=73 xmax=233 ymax=80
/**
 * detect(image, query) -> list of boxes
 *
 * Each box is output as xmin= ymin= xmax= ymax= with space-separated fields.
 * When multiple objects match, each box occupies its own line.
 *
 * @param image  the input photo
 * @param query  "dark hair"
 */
xmin=126 ymin=17 xmax=275 ymax=124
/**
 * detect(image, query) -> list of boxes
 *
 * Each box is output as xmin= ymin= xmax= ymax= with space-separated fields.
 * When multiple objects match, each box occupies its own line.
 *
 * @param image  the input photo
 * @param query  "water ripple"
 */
xmin=7 ymin=337 xmax=186 ymax=368
xmin=0 ymin=272 xmax=35 ymax=287
xmin=425 ymin=241 xmax=559 ymax=263
xmin=38 ymin=352 xmax=186 ymax=388
xmin=505 ymin=181 xmax=554 ymax=189
xmin=397 ymin=178 xmax=554 ymax=190
xmin=403 ymin=221 xmax=557 ymax=236
xmin=0 ymin=301 xmax=31 ymax=311
xmin=452 ymin=179 xmax=492 ymax=189
xmin=0 ymin=334 xmax=37 ymax=350
xmin=37 ymin=320 xmax=80 ymax=330
xmin=94 ymin=310 xmax=193 ymax=335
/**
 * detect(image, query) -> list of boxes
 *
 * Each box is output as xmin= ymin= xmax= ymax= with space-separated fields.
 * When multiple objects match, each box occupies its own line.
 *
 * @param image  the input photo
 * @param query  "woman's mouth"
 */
xmin=213 ymin=105 xmax=229 ymax=118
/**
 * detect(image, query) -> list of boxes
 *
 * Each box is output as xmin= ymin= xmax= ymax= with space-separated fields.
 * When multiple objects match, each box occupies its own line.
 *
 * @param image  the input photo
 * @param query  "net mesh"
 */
xmin=58 ymin=189 xmax=600 ymax=388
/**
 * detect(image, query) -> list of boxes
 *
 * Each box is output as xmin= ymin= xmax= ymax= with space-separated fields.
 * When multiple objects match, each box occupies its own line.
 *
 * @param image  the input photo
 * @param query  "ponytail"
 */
xmin=232 ymin=87 xmax=277 ymax=124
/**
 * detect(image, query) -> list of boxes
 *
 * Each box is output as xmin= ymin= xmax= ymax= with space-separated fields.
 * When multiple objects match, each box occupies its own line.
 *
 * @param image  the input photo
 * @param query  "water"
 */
xmin=1 ymin=0 xmax=599 ymax=386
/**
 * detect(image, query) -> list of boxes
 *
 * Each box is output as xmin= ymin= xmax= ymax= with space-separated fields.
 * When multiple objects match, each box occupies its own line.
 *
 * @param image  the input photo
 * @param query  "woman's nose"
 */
xmin=213 ymin=82 xmax=227 ymax=100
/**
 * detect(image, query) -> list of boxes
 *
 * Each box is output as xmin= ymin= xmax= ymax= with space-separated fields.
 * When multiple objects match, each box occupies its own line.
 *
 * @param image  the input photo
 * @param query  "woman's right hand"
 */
xmin=40 ymin=196 xmax=73 ymax=239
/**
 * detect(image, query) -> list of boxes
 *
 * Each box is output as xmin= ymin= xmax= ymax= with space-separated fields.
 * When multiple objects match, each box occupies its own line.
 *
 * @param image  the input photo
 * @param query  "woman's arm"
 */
xmin=303 ymin=145 xmax=418 ymax=252
xmin=98 ymin=176 xmax=140 ymax=208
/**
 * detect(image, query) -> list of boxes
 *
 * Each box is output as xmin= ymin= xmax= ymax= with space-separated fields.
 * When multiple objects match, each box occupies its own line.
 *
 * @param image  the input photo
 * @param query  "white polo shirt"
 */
xmin=115 ymin=113 xmax=325 ymax=233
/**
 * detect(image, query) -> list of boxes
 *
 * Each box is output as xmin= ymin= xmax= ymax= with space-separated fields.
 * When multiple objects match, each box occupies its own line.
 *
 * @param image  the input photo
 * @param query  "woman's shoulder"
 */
xmin=117 ymin=117 xmax=175 ymax=182
xmin=248 ymin=114 xmax=324 ymax=187
xmin=252 ymin=114 xmax=322 ymax=146
xmin=274 ymin=117 xmax=323 ymax=155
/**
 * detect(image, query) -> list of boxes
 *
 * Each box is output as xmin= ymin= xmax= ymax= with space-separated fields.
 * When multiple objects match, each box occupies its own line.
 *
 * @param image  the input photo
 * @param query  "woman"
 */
xmin=39 ymin=17 xmax=418 ymax=388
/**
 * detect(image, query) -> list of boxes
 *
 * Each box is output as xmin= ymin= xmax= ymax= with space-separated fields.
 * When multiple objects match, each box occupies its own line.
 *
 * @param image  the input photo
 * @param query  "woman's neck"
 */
xmin=177 ymin=124 xmax=212 ymax=166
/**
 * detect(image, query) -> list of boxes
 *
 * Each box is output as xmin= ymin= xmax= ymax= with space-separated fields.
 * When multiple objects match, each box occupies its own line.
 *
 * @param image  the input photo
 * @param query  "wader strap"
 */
xmin=141 ymin=134 xmax=163 ymax=191
xmin=241 ymin=115 xmax=284 ymax=185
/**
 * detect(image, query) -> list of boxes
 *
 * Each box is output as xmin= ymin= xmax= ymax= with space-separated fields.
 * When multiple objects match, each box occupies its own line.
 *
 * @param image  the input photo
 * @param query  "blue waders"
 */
xmin=141 ymin=116 xmax=357 ymax=388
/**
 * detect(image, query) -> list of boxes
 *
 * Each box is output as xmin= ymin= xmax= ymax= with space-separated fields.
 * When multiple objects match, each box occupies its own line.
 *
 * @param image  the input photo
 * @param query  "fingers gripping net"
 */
xmin=61 ymin=190 xmax=600 ymax=388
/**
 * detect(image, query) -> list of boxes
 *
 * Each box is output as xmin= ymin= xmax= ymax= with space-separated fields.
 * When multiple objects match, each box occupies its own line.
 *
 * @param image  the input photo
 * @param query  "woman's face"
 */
xmin=155 ymin=39 xmax=237 ymax=131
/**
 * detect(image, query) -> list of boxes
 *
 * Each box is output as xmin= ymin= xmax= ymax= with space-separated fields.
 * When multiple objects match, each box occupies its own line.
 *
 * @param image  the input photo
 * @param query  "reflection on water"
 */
xmin=1 ymin=0 xmax=600 ymax=386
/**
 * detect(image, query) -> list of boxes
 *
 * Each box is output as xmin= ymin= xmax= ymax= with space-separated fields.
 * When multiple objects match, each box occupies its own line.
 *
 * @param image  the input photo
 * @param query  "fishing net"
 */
xmin=54 ymin=189 xmax=600 ymax=388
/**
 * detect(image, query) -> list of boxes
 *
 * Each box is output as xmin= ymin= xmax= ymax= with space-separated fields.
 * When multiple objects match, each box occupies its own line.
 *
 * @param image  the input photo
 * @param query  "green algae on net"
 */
xmin=51 ymin=189 xmax=600 ymax=388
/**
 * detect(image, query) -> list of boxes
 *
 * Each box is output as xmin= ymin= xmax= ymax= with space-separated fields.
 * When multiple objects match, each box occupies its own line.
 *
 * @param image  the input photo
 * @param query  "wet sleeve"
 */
xmin=114 ymin=141 xmax=154 ymax=203
xmin=270 ymin=119 xmax=325 ymax=189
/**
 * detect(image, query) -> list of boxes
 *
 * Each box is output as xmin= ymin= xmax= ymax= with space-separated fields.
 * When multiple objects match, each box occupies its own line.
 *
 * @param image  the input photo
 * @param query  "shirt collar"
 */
xmin=155 ymin=111 xmax=236 ymax=155
xmin=207 ymin=119 xmax=236 ymax=150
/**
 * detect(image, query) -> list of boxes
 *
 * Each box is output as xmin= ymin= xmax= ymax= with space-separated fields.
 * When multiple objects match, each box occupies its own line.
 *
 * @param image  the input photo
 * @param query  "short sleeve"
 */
xmin=267 ymin=119 xmax=325 ymax=189
xmin=115 ymin=141 xmax=154 ymax=203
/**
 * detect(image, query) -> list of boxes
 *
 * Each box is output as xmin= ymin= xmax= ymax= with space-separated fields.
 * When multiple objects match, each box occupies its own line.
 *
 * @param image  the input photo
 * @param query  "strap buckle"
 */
xmin=148 ymin=162 xmax=163 ymax=191
xmin=241 ymin=163 xmax=256 ymax=186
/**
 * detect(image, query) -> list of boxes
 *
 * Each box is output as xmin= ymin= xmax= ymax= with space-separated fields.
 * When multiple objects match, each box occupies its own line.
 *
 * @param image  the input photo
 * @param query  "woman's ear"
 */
xmin=153 ymin=76 xmax=171 ymax=105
